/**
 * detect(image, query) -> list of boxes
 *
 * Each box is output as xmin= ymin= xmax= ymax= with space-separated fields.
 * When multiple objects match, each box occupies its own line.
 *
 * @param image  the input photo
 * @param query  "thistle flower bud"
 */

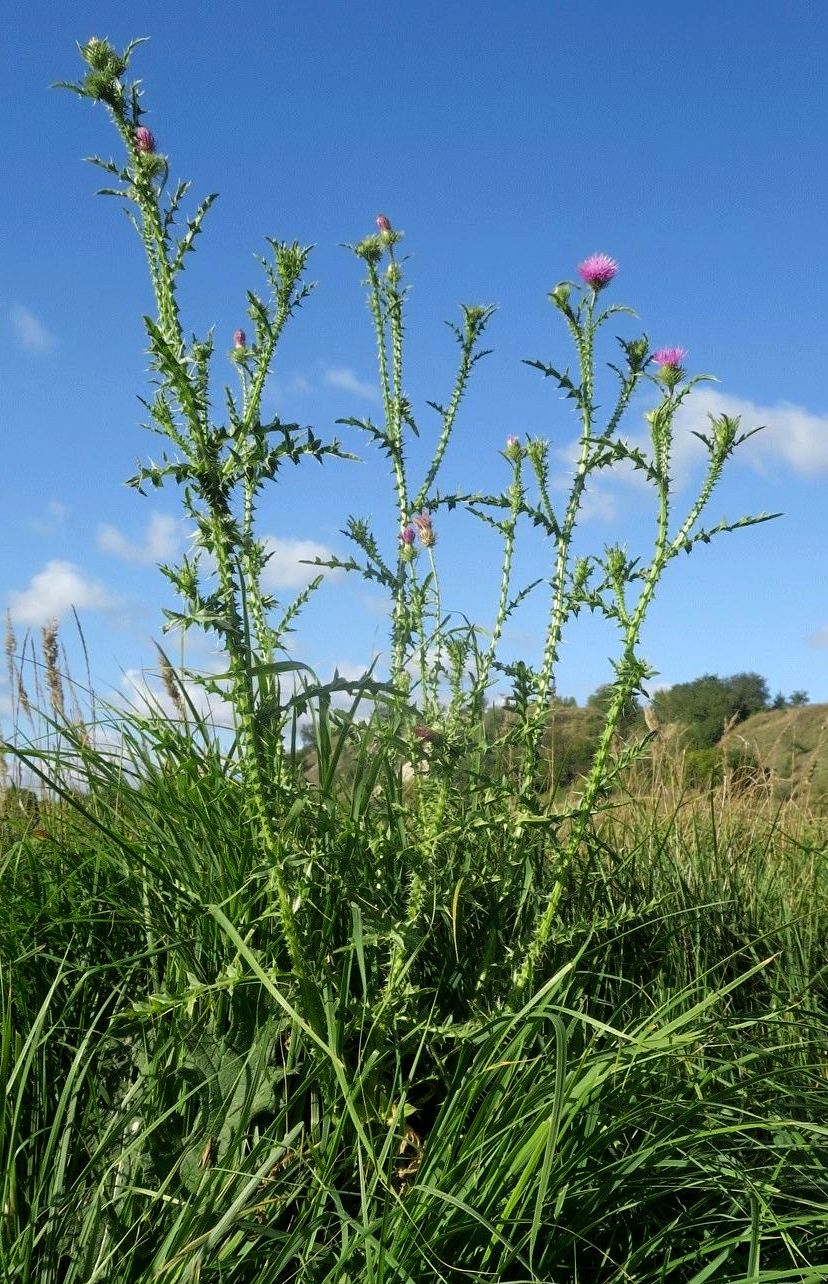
xmin=354 ymin=234 xmax=384 ymax=266
xmin=413 ymin=512 xmax=437 ymax=549
xmin=504 ymin=435 xmax=522 ymax=461
xmin=651 ymin=346 xmax=687 ymax=389
xmin=376 ymin=213 xmax=392 ymax=234
xmin=82 ymin=36 xmax=115 ymax=69
xmin=134 ymin=126 xmax=156 ymax=154
xmin=549 ymin=281 xmax=572 ymax=310
xmin=400 ymin=524 xmax=417 ymax=560
xmin=233 ymin=328 xmax=247 ymax=350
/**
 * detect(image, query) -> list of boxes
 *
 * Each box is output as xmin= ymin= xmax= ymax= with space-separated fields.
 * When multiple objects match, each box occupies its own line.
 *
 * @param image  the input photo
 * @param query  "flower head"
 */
xmin=413 ymin=724 xmax=439 ymax=745
xmin=400 ymin=524 xmax=416 ymax=546
xmin=233 ymin=328 xmax=247 ymax=350
xmin=505 ymin=435 xmax=522 ymax=461
xmin=577 ymin=253 xmax=618 ymax=290
xmin=134 ymin=126 xmax=156 ymax=155
xmin=412 ymin=512 xmax=437 ymax=549
xmin=650 ymin=346 xmax=688 ymax=369
xmin=376 ymin=213 xmax=392 ymax=234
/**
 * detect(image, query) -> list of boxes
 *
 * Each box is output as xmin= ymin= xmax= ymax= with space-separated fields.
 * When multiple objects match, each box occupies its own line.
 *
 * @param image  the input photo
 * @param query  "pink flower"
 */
xmin=651 ymin=346 xmax=687 ymax=369
xmin=577 ymin=253 xmax=618 ymax=290
xmin=134 ymin=126 xmax=156 ymax=154
xmin=400 ymin=525 xmax=416 ymax=546
xmin=233 ymin=328 xmax=247 ymax=349
xmin=376 ymin=213 xmax=392 ymax=233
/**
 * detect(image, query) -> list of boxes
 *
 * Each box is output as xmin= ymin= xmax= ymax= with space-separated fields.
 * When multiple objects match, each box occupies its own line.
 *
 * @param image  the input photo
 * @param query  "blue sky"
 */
xmin=2 ymin=0 xmax=828 ymax=724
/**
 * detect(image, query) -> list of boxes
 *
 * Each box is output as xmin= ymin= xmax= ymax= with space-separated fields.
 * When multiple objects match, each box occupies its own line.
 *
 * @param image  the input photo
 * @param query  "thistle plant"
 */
xmin=323 ymin=218 xmax=494 ymax=717
xmin=60 ymin=37 xmax=353 ymax=1011
xmin=338 ymin=236 xmax=778 ymax=993
xmin=57 ymin=37 xmax=778 ymax=1011
xmin=511 ymin=262 xmax=778 ymax=989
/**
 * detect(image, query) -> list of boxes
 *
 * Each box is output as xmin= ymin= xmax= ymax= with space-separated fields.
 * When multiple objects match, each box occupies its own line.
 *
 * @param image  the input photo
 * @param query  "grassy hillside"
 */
xmin=723 ymin=702 xmax=828 ymax=804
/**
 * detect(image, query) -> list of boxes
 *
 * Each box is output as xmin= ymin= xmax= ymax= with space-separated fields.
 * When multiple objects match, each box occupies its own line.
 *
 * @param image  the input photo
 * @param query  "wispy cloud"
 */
xmin=97 ymin=513 xmax=181 ymax=564
xmin=10 ymin=304 xmax=59 ymax=355
xmin=8 ymin=560 xmax=114 ymax=626
xmin=323 ymin=366 xmax=380 ymax=404
xmin=674 ymin=388 xmax=828 ymax=478
xmin=261 ymin=535 xmax=341 ymax=590
xmin=29 ymin=500 xmax=68 ymax=536
xmin=120 ymin=666 xmax=236 ymax=727
xmin=555 ymin=386 xmax=828 ymax=503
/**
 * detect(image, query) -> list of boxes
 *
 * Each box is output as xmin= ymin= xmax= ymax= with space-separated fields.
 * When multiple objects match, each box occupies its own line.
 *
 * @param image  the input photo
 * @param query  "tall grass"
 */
xmin=2 ymin=698 xmax=827 ymax=1281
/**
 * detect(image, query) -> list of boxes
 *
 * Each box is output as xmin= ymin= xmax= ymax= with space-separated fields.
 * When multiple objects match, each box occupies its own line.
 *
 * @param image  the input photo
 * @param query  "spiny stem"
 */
xmin=474 ymin=454 xmax=522 ymax=711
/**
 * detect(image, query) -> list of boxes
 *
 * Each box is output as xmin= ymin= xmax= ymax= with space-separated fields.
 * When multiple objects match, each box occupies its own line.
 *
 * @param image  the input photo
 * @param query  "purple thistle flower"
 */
xmin=233 ymin=328 xmax=247 ymax=350
xmin=651 ymin=346 xmax=688 ymax=369
xmin=134 ymin=126 xmax=156 ymax=155
xmin=400 ymin=525 xmax=416 ymax=546
xmin=577 ymin=253 xmax=618 ymax=290
xmin=376 ymin=213 xmax=392 ymax=233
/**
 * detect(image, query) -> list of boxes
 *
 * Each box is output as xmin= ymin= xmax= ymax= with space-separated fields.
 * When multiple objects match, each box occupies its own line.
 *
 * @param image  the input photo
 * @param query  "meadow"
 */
xmin=1 ymin=36 xmax=826 ymax=1283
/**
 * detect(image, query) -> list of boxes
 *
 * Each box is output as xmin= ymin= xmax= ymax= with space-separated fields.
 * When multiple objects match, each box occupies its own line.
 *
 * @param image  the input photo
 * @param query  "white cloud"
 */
xmin=551 ymin=442 xmax=620 ymax=519
xmin=323 ymin=366 xmax=380 ymax=404
xmin=120 ymin=667 xmax=236 ymax=727
xmin=578 ymin=483 xmax=618 ymax=522
xmin=674 ymin=388 xmax=828 ymax=478
xmin=261 ymin=536 xmax=340 ymax=590
xmin=8 ymin=560 xmax=114 ymax=626
xmin=10 ymin=304 xmax=58 ymax=354
xmin=97 ymin=513 xmax=181 ymax=564
xmin=553 ymin=387 xmax=828 ymax=503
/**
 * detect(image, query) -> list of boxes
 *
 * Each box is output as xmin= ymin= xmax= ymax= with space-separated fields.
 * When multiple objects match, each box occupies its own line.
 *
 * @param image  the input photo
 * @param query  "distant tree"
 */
xmin=586 ymin=683 xmax=642 ymax=733
xmin=652 ymin=672 xmax=769 ymax=747
xmin=789 ymin=690 xmax=809 ymax=706
xmin=772 ymin=691 xmax=788 ymax=710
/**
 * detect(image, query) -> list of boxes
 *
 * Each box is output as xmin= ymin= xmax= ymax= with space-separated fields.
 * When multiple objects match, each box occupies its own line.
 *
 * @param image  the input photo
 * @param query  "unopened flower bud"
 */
xmin=549 ymin=281 xmax=572 ymax=310
xmin=400 ymin=525 xmax=416 ymax=546
xmin=83 ymin=36 xmax=111 ymax=68
xmin=233 ymin=328 xmax=247 ymax=350
xmin=134 ymin=126 xmax=156 ymax=154
xmin=505 ymin=435 xmax=522 ymax=461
